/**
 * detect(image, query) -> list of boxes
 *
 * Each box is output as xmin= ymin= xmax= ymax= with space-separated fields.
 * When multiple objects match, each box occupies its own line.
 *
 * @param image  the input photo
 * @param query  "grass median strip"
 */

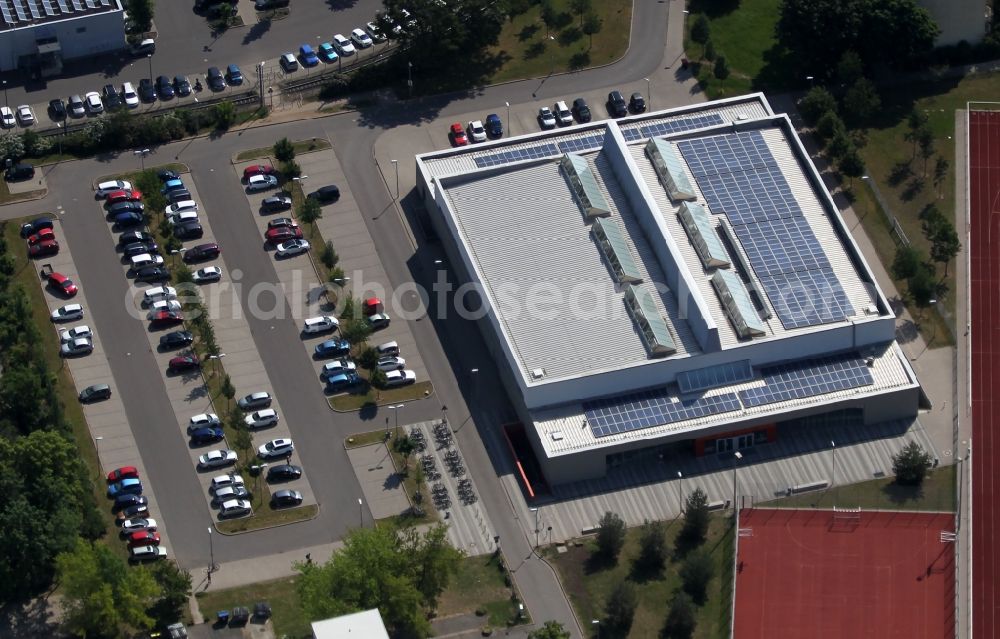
xmin=0 ymin=179 xmax=46 ymax=205
xmin=329 ymin=380 xmax=433 ymax=411
xmin=234 ymin=138 xmax=331 ymax=163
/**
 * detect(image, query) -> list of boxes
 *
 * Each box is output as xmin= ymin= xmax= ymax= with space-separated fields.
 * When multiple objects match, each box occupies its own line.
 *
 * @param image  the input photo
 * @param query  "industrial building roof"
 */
xmin=0 ymin=0 xmax=118 ymax=29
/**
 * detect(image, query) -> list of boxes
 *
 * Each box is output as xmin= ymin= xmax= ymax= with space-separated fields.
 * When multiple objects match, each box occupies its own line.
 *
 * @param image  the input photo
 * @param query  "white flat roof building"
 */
xmin=416 ymin=94 xmax=922 ymax=485
xmin=311 ymin=608 xmax=390 ymax=639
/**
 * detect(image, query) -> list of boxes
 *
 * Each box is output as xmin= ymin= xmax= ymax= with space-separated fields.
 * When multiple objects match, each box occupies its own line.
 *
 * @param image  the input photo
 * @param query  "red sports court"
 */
xmin=733 ymin=508 xmax=954 ymax=638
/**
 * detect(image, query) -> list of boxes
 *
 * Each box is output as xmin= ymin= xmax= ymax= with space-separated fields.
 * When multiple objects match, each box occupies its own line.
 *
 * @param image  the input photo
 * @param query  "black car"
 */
xmin=261 ymin=196 xmax=292 ymax=213
xmin=79 ymin=383 xmax=112 ymax=403
xmin=108 ymin=201 xmax=145 ymax=216
xmin=206 ymin=66 xmax=226 ymax=91
xmin=266 ymin=464 xmax=302 ymax=482
xmin=308 ymin=185 xmax=340 ymax=203
xmin=271 ymin=489 xmax=303 ymax=508
xmin=629 ymin=92 xmax=646 ymax=113
xmin=174 ymin=221 xmax=204 ymax=240
xmin=118 ymin=504 xmax=149 ymax=520
xmin=157 ymin=169 xmax=179 ymax=182
xmin=572 ymin=97 xmax=592 ymax=123
xmin=607 ymin=90 xmax=627 ymax=118
xmin=167 ymin=189 xmax=192 ymax=204
xmin=113 ymin=494 xmax=148 ymax=512
xmin=48 ymin=98 xmax=66 ymax=121
xmin=20 ymin=217 xmax=53 ymax=239
xmin=190 ymin=427 xmax=224 ymax=445
xmin=138 ymin=79 xmax=156 ymax=103
xmin=183 ymin=242 xmax=220 ymax=263
xmin=136 ymin=266 xmax=170 ymax=283
xmin=118 ymin=230 xmax=153 ymax=245
xmin=114 ymin=212 xmax=144 ymax=228
xmin=159 ymin=330 xmax=194 ymax=350
xmin=102 ymin=84 xmax=123 ymax=109
xmin=173 ymin=76 xmax=191 ymax=97
xmin=122 ymin=241 xmax=159 ymax=258
xmin=156 ymin=75 xmax=175 ymax=99
xmin=5 ymin=162 xmax=34 ymax=182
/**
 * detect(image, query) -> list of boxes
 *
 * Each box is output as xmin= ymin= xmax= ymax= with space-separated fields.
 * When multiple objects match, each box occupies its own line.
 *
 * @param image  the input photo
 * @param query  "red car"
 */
xmin=450 ymin=122 xmax=468 ymax=146
xmin=46 ymin=272 xmax=78 ymax=297
xmin=28 ymin=239 xmax=59 ymax=257
xmin=107 ymin=466 xmax=139 ymax=483
xmin=363 ymin=297 xmax=383 ymax=316
xmin=265 ymin=225 xmax=303 ymax=244
xmin=149 ymin=310 xmax=184 ymax=327
xmin=168 ymin=355 xmax=200 ymax=373
xmin=27 ymin=228 xmax=55 ymax=245
xmin=243 ymin=164 xmax=277 ymax=181
xmin=128 ymin=531 xmax=161 ymax=547
xmin=105 ymin=189 xmax=143 ymax=204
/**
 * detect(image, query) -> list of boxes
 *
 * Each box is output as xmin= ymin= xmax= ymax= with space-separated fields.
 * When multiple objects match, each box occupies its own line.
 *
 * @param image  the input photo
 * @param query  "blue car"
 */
xmin=314 ymin=338 xmax=350 ymax=358
xmin=114 ymin=211 xmax=144 ymax=227
xmin=108 ymin=477 xmax=143 ymax=498
xmin=299 ymin=44 xmax=319 ymax=67
xmin=161 ymin=178 xmax=185 ymax=194
xmin=317 ymin=42 xmax=338 ymax=63
xmin=190 ymin=427 xmax=225 ymax=445
xmin=227 ymin=64 xmax=243 ymax=85
xmin=485 ymin=113 xmax=503 ymax=137
xmin=326 ymin=371 xmax=360 ymax=393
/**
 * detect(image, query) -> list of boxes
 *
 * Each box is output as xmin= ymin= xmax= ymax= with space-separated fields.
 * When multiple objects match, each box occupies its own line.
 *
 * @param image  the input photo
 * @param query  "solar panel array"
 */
xmin=473 ymin=143 xmax=558 ymax=169
xmin=12 ymin=0 xmax=27 ymax=21
xmin=677 ymin=131 xmax=854 ymax=329
xmin=0 ymin=0 xmax=99 ymax=21
xmin=677 ymin=360 xmax=754 ymax=394
xmin=739 ymin=354 xmax=874 ymax=407
xmin=26 ymin=0 xmax=40 ymax=19
xmin=558 ymin=134 xmax=604 ymax=154
xmin=585 ymin=389 xmax=742 ymax=437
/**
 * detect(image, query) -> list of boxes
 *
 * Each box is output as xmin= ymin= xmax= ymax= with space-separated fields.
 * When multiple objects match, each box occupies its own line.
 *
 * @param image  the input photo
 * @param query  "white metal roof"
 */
xmin=312 ymin=609 xmax=390 ymax=639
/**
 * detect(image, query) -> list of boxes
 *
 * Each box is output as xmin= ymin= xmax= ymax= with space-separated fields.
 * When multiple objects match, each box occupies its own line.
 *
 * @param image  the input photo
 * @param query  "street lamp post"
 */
xmin=147 ymin=54 xmax=153 ymax=84
xmin=134 ymin=148 xmax=150 ymax=171
xmin=2 ymin=80 xmax=7 ymax=108
xmin=407 ymin=61 xmax=413 ymax=98
xmin=208 ymin=526 xmax=216 ymax=572
xmin=644 ymin=77 xmax=651 ymax=111
xmin=806 ymin=75 xmax=814 ymax=88
xmin=258 ymin=61 xmax=266 ymax=107
xmin=389 ymin=403 xmax=405 ymax=438
xmin=676 ymin=471 xmax=683 ymax=517
xmin=732 ymin=451 xmax=743 ymax=513
xmin=531 ymin=507 xmax=540 ymax=548
xmin=358 ymin=498 xmax=364 ymax=527
xmin=94 ymin=436 xmax=103 ymax=471
xmin=390 ymin=159 xmax=399 ymax=199
xmin=505 ymin=101 xmax=510 ymax=136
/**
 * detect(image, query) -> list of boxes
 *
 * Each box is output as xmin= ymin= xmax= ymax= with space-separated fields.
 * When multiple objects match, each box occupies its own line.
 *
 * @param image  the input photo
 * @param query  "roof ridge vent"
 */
xmin=560 ymin=153 xmax=611 ymax=218
xmin=645 ymin=138 xmax=697 ymax=201
xmin=624 ymin=284 xmax=676 ymax=357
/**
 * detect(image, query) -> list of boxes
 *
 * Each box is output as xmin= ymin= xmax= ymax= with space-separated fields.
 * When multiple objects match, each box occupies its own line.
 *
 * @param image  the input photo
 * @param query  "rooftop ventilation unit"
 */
xmin=624 ymin=284 xmax=676 ymax=357
xmin=592 ymin=217 xmax=643 ymax=284
xmin=645 ymin=138 xmax=697 ymax=202
xmin=711 ymin=269 xmax=766 ymax=339
xmin=678 ymin=201 xmax=730 ymax=270
xmin=560 ymin=153 xmax=611 ymax=218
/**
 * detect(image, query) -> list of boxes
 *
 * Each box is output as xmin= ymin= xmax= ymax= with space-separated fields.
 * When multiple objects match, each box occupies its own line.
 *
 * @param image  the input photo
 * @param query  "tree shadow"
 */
xmin=325 ymin=0 xmax=358 ymax=8
xmin=895 ymin=318 xmax=919 ymax=344
xmin=901 ymin=177 xmax=925 ymax=202
xmin=553 ymin=12 xmax=573 ymax=29
xmin=888 ymin=161 xmax=913 ymax=187
xmin=583 ymin=550 xmax=616 ymax=575
xmin=525 ymin=41 xmax=547 ymax=60
xmin=569 ymin=52 xmax=591 ymax=70
xmin=242 ymin=16 xmax=272 ymax=45
xmin=0 ymin=597 xmax=60 ymax=639
xmin=880 ymin=479 xmax=924 ymax=505
xmin=558 ymin=27 xmax=582 ymax=46
xmin=688 ymin=0 xmax=742 ymax=18
xmin=752 ymin=43 xmax=799 ymax=94
xmin=517 ymin=23 xmax=540 ymax=42
xmin=629 ymin=560 xmax=664 ymax=584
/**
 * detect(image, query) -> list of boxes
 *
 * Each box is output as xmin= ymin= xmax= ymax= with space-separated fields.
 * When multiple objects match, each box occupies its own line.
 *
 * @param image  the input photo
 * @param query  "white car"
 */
xmin=192 ymin=266 xmax=223 ymax=283
xmin=199 ymin=449 xmax=237 ymax=469
xmin=351 ymin=28 xmax=373 ymax=48
xmin=129 ymin=545 xmax=168 ymax=562
xmin=280 ymin=52 xmax=299 ymax=72
xmin=554 ymin=100 xmax=573 ymax=125
xmin=321 ymin=359 xmax=356 ymax=379
xmin=246 ymin=174 xmax=278 ymax=193
xmin=148 ymin=299 xmax=182 ymax=314
xmin=367 ymin=312 xmax=390 ymax=329
xmin=60 ymin=337 xmax=94 ymax=357
xmin=121 ymin=517 xmax=157 ymax=533
xmin=220 ymin=499 xmax=252 ymax=518
xmin=365 ymin=21 xmax=387 ymax=42
xmin=210 ymin=473 xmax=244 ymax=492
xmin=165 ymin=200 xmax=198 ymax=216
xmin=276 ymin=239 xmax=310 ymax=257
xmin=166 ymin=210 xmax=199 ymax=226
xmin=332 ymin=33 xmax=356 ymax=56
xmin=467 ymin=120 xmax=487 ymax=143
xmin=258 ymin=438 xmax=294 ymax=459
xmin=60 ymin=325 xmax=93 ymax=342
xmin=131 ymin=253 xmax=164 ymax=269
xmin=122 ymin=82 xmax=139 ymax=108
xmin=376 ymin=356 xmax=406 ymax=372
xmin=302 ymin=315 xmax=339 ymax=334
xmin=85 ymin=92 xmax=104 ymax=114
xmin=244 ymin=409 xmax=279 ymax=429
xmin=0 ymin=106 xmax=14 ymax=128
xmin=142 ymin=285 xmax=177 ymax=305
xmin=538 ymin=107 xmax=557 ymax=129
xmin=16 ymin=105 xmax=34 ymax=125
xmin=95 ymin=180 xmax=132 ymax=197
xmin=51 ymin=304 xmax=84 ymax=322
xmin=384 ymin=369 xmax=417 ymax=387
xmin=188 ymin=413 xmax=221 ymax=432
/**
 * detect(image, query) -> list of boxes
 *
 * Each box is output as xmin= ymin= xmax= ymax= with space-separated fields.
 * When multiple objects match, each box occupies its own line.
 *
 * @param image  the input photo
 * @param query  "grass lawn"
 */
xmin=760 ymin=464 xmax=956 ymax=512
xmin=549 ymin=514 xmax=734 ymax=639
xmin=0 ymin=177 xmax=46 ymax=204
xmin=233 ymin=138 xmax=331 ymax=163
xmin=489 ymin=0 xmax=632 ymax=83
xmin=195 ymin=576 xmax=311 ymax=638
xmin=438 ymin=554 xmax=523 ymax=628
xmin=329 ymin=380 xmax=433 ymax=411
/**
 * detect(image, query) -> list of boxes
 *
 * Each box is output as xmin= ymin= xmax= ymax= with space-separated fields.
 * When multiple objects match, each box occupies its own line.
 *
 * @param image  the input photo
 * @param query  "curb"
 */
xmin=212 ymin=502 xmax=321 ymax=536
xmin=327 ymin=383 xmax=435 ymax=413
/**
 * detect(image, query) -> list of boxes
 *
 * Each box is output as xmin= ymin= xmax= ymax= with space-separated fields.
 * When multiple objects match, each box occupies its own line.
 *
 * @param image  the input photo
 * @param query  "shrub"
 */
xmin=892 ymin=441 xmax=933 ymax=485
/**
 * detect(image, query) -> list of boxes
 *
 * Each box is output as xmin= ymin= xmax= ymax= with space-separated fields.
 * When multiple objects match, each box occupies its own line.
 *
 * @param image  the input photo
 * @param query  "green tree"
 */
xmin=799 ymin=87 xmax=837 ymax=126
xmin=836 ymin=50 xmax=864 ymax=86
xmin=838 ymin=148 xmax=866 ymax=189
xmin=393 ymin=434 xmax=416 ymax=471
xmin=569 ymin=0 xmax=591 ymax=26
xmin=220 ymin=374 xmax=235 ymax=401
xmin=602 ymin=580 xmax=638 ymax=638
xmin=175 ymin=264 xmax=194 ymax=284
xmin=383 ymin=0 xmax=506 ymax=69
xmin=297 ymin=196 xmax=323 ymax=229
xmin=370 ymin=367 xmax=389 ymax=389
xmin=933 ymin=156 xmax=949 ymax=198
xmin=930 ymin=220 xmax=960 ymax=276
xmin=57 ymin=538 xmax=160 ymax=637
xmin=540 ymin=0 xmax=558 ymax=36
xmin=891 ymin=245 xmax=923 ymax=280
xmin=212 ymin=101 xmax=236 ymax=130
xmin=340 ymin=318 xmax=373 ymax=345
xmin=635 ymin=519 xmax=667 ymax=575
xmin=907 ymin=263 xmax=937 ymax=307
xmin=147 ymin=561 xmax=192 ymax=626
xmin=530 ymin=620 xmax=571 ymax=639
xmin=704 ymin=39 xmax=717 ymax=62
xmin=233 ymin=424 xmax=254 ymax=462
xmin=677 ymin=488 xmax=710 ymax=554
xmin=273 ymin=137 xmax=296 ymax=163
xmin=21 ymin=129 xmax=41 ymax=157
xmin=842 ymin=78 xmax=880 ymax=127
xmin=679 ymin=549 xmax=714 ymax=605
xmin=358 ymin=346 xmax=380 ymax=371
xmin=399 ymin=522 xmax=462 ymax=607
xmin=581 ymin=12 xmax=603 ymax=49
xmin=892 ymin=441 xmax=933 ymax=485
xmin=661 ymin=592 xmax=696 ymax=639
xmin=321 ymin=240 xmax=339 ymax=269
xmin=713 ymin=55 xmax=730 ymax=81
xmin=918 ymin=127 xmax=935 ymax=176
xmin=0 ymin=130 xmax=25 ymax=159
xmin=815 ymin=111 xmax=846 ymax=143
xmin=905 ymin=108 xmax=929 ymax=160
xmin=126 ymin=0 xmax=153 ymax=32
xmin=596 ymin=511 xmax=626 ymax=562
xmin=826 ymin=132 xmax=852 ymax=162
xmin=690 ymin=14 xmax=711 ymax=55
xmin=281 ymin=159 xmax=302 ymax=180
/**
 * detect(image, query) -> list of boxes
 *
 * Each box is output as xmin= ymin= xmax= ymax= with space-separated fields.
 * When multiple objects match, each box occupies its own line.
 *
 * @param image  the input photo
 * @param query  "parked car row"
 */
xmin=450 ymin=114 xmax=503 ymax=146
xmin=277 ymin=24 xmax=383 ymax=72
xmin=106 ymin=466 xmax=169 ymax=562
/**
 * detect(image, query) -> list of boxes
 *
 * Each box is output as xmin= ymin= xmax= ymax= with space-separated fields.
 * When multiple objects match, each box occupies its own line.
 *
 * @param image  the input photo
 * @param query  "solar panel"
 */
xmin=473 ymin=143 xmax=558 ymax=168
xmin=677 ymin=360 xmax=754 ymax=394
xmin=739 ymin=354 xmax=874 ymax=407
xmin=733 ymin=216 xmax=831 ymax=277
xmin=697 ymin=170 xmax=801 ymax=224
xmin=84 ymin=0 xmax=96 ymax=7
xmin=26 ymin=0 xmax=40 ymax=18
xmin=70 ymin=0 xmax=83 ymax=10
xmin=41 ymin=0 xmax=56 ymax=15
xmin=11 ymin=0 xmax=27 ymax=21
xmin=621 ymin=128 xmax=643 ymax=142
xmin=639 ymin=113 xmax=726 ymax=139
xmin=56 ymin=0 xmax=70 ymax=12
xmin=758 ymin=269 xmax=854 ymax=329
xmin=1 ymin=0 xmax=16 ymax=23
xmin=677 ymin=130 xmax=776 ymax=179
xmin=557 ymin=134 xmax=604 ymax=154
xmin=585 ymin=389 xmax=742 ymax=437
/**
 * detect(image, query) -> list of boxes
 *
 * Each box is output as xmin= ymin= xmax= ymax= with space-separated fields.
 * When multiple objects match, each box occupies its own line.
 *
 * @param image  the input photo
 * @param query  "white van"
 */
xmin=554 ymin=100 xmax=573 ymax=125
xmin=131 ymin=253 xmax=164 ymax=269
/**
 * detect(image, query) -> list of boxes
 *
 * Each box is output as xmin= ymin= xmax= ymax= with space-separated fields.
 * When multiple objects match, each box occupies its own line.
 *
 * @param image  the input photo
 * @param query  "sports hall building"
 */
xmin=415 ymin=94 xmax=924 ymax=485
